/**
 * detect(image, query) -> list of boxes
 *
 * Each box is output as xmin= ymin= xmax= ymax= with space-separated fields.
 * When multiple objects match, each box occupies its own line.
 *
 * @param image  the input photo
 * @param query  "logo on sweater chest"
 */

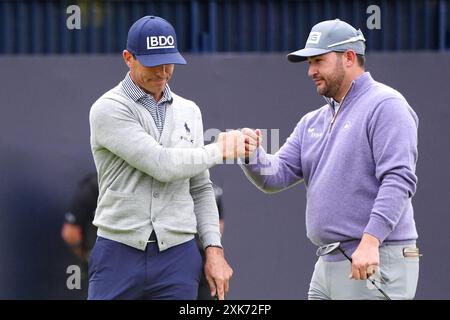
xmin=308 ymin=127 xmax=323 ymax=139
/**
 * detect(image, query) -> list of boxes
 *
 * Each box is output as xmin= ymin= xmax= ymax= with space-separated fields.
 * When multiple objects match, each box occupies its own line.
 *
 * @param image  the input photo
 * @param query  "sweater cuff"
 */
xmin=237 ymin=146 xmax=263 ymax=166
xmin=363 ymin=214 xmax=393 ymax=244
xmin=204 ymin=143 xmax=223 ymax=166
xmin=201 ymin=231 xmax=222 ymax=250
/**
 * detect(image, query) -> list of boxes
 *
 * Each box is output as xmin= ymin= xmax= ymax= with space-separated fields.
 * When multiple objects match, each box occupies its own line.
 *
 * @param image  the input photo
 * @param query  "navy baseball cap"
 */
xmin=126 ymin=16 xmax=186 ymax=67
xmin=287 ymin=19 xmax=366 ymax=62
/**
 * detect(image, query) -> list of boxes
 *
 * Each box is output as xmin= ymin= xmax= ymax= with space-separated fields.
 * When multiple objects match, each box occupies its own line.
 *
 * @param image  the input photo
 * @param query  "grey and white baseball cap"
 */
xmin=287 ymin=19 xmax=366 ymax=63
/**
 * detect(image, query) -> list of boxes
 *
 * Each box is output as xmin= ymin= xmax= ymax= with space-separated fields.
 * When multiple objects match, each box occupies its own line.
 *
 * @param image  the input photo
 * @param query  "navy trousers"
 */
xmin=88 ymin=237 xmax=202 ymax=300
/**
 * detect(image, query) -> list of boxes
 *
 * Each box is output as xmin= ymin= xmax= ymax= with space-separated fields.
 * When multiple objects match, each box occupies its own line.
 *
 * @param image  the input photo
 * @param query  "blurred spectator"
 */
xmin=61 ymin=172 xmax=98 ymax=296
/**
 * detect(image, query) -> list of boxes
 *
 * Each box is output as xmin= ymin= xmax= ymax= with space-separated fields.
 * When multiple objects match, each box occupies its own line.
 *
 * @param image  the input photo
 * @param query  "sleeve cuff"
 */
xmin=201 ymin=231 xmax=222 ymax=250
xmin=237 ymin=146 xmax=264 ymax=166
xmin=364 ymin=214 xmax=394 ymax=244
xmin=204 ymin=143 xmax=223 ymax=166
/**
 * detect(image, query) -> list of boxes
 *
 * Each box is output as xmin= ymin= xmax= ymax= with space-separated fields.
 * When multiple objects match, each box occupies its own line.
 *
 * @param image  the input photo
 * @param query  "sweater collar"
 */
xmin=324 ymin=72 xmax=374 ymax=108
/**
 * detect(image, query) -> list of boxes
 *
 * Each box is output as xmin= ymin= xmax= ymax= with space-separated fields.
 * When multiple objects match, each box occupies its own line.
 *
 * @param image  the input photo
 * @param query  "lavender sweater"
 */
xmin=242 ymin=72 xmax=418 ymax=258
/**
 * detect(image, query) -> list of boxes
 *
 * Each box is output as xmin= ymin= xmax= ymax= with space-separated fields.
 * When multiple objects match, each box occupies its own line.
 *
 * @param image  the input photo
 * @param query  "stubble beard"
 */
xmin=317 ymin=59 xmax=345 ymax=99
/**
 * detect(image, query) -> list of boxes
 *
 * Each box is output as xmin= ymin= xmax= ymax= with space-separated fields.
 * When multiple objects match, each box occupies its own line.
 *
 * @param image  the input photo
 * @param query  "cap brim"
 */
xmin=287 ymin=48 xmax=332 ymax=62
xmin=135 ymin=52 xmax=187 ymax=67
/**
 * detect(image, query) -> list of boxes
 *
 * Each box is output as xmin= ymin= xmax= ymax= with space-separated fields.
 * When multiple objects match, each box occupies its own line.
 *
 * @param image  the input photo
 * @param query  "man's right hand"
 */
xmin=217 ymin=130 xmax=249 ymax=159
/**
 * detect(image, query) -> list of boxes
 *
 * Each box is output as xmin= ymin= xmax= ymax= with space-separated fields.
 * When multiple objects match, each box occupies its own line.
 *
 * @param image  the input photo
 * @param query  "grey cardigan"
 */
xmin=89 ymin=82 xmax=223 ymax=251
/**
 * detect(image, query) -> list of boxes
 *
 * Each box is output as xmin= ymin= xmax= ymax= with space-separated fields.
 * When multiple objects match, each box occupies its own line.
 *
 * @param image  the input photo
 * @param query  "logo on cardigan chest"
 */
xmin=180 ymin=122 xmax=194 ymax=143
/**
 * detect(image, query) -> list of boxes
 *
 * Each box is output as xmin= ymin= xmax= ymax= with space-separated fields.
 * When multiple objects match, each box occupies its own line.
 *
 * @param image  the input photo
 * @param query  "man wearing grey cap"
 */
xmin=240 ymin=19 xmax=420 ymax=299
xmin=88 ymin=16 xmax=257 ymax=300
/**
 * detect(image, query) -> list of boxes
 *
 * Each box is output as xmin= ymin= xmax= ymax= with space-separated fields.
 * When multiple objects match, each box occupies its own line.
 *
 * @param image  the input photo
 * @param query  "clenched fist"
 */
xmin=241 ymin=128 xmax=262 ymax=157
xmin=217 ymin=130 xmax=246 ymax=160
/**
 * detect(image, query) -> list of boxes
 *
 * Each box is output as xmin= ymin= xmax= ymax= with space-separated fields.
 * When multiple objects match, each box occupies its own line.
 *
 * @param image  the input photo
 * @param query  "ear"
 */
xmin=344 ymin=50 xmax=357 ymax=67
xmin=122 ymin=50 xmax=133 ymax=68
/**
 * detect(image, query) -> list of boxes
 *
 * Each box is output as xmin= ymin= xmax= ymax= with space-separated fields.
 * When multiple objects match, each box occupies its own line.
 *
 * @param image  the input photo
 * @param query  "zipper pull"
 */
xmin=329 ymin=118 xmax=335 ymax=133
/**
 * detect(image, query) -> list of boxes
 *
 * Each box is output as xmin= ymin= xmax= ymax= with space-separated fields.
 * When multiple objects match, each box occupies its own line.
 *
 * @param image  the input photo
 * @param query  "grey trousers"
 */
xmin=308 ymin=244 xmax=420 ymax=300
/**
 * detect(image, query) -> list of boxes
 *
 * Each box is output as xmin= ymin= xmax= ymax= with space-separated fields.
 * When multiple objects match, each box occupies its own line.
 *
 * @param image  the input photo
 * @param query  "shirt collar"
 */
xmin=122 ymin=72 xmax=173 ymax=104
xmin=324 ymin=96 xmax=340 ymax=109
xmin=330 ymin=98 xmax=340 ymax=109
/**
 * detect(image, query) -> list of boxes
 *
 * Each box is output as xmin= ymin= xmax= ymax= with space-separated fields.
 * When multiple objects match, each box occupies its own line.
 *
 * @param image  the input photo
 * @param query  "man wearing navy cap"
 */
xmin=240 ymin=19 xmax=420 ymax=299
xmin=88 ymin=16 xmax=255 ymax=300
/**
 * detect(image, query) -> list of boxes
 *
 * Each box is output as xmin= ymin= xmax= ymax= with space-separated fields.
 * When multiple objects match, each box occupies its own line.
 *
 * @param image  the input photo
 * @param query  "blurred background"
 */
xmin=0 ymin=0 xmax=449 ymax=299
